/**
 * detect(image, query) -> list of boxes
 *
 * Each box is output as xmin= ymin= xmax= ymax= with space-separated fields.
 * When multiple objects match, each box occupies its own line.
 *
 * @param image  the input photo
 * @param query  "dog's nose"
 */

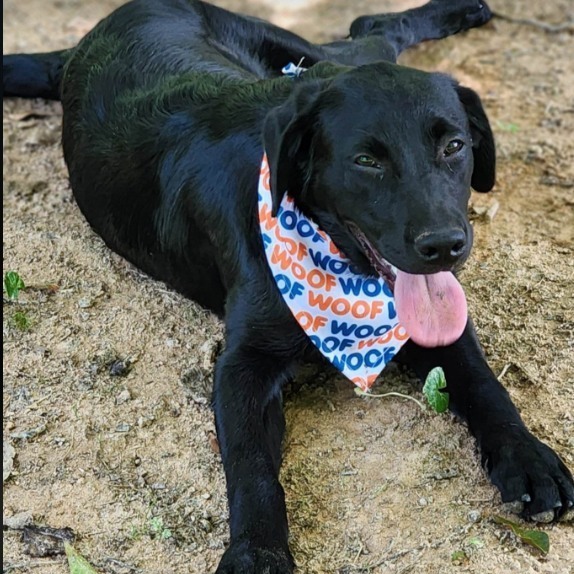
xmin=414 ymin=229 xmax=467 ymax=265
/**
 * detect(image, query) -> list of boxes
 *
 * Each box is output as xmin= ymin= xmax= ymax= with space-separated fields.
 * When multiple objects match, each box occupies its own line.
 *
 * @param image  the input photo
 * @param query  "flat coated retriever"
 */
xmin=3 ymin=0 xmax=573 ymax=571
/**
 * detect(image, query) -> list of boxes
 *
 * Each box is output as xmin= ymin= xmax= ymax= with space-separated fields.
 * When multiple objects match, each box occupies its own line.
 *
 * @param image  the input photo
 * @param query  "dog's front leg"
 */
xmin=398 ymin=320 xmax=574 ymax=522
xmin=213 ymin=342 xmax=295 ymax=574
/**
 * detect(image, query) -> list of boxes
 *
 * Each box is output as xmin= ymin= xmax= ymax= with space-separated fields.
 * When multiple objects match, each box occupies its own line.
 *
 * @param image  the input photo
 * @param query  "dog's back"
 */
xmin=3 ymin=0 xmax=330 ymax=314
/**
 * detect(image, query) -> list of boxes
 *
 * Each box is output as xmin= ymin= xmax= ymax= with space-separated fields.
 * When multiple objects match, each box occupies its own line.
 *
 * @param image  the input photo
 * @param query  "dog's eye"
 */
xmin=355 ymin=154 xmax=381 ymax=168
xmin=444 ymin=139 xmax=465 ymax=157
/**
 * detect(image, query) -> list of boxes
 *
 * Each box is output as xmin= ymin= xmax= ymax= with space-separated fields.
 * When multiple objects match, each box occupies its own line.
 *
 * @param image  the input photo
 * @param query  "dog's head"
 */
xmin=263 ymin=61 xmax=495 ymax=281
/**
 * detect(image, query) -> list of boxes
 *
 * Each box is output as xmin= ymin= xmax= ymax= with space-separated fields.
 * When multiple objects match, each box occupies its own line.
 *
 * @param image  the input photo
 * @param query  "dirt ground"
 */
xmin=3 ymin=1 xmax=574 ymax=573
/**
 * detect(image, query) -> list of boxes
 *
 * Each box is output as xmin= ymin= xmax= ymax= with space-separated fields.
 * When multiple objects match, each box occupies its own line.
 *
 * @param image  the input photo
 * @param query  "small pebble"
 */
xmin=115 ymin=422 xmax=130 ymax=433
xmin=109 ymin=359 xmax=131 ymax=377
xmin=3 ymin=511 xmax=33 ymax=530
xmin=468 ymin=510 xmax=481 ymax=523
xmin=115 ymin=389 xmax=131 ymax=405
xmin=418 ymin=497 xmax=428 ymax=507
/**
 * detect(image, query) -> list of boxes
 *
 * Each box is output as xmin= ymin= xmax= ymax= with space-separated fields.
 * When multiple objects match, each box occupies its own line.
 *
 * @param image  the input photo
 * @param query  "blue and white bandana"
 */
xmin=257 ymin=154 xmax=409 ymax=391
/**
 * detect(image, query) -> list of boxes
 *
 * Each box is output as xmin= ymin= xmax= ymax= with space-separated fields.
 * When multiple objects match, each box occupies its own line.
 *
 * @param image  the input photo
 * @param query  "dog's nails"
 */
xmin=530 ymin=510 xmax=555 ymax=524
xmin=521 ymin=494 xmax=532 ymax=503
xmin=502 ymin=501 xmax=524 ymax=514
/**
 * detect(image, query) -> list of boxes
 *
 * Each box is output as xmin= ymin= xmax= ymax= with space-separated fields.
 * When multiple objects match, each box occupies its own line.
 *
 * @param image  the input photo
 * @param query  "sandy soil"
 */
xmin=3 ymin=1 xmax=574 ymax=573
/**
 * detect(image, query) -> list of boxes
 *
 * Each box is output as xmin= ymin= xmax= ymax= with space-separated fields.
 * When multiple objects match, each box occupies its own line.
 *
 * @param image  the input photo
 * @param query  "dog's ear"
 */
xmin=263 ymin=80 xmax=324 ymax=216
xmin=456 ymin=86 xmax=496 ymax=192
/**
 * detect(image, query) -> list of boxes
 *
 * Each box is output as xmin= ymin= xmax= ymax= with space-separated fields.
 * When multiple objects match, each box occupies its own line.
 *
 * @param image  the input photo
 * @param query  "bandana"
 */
xmin=258 ymin=155 xmax=409 ymax=391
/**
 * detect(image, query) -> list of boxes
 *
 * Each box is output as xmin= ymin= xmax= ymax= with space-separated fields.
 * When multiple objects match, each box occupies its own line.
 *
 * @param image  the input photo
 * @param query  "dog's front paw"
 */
xmin=483 ymin=428 xmax=574 ymax=522
xmin=216 ymin=540 xmax=294 ymax=574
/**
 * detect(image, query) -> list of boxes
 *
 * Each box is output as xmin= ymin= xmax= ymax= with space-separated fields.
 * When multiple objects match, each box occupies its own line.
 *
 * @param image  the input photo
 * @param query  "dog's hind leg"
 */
xmin=350 ymin=0 xmax=492 ymax=53
xmin=3 ymin=50 xmax=69 ymax=100
xmin=322 ymin=0 xmax=493 ymax=65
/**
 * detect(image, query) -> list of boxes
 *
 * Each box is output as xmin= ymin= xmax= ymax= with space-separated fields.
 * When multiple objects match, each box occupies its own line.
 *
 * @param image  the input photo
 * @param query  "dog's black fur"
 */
xmin=4 ymin=1 xmax=573 ymax=572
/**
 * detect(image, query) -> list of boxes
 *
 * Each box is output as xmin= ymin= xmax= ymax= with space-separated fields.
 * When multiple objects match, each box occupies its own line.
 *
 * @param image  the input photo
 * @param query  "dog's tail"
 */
xmin=3 ymin=50 xmax=71 ymax=101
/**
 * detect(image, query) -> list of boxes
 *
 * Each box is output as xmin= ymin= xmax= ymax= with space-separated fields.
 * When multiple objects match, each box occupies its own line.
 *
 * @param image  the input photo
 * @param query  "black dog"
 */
xmin=4 ymin=1 xmax=573 ymax=572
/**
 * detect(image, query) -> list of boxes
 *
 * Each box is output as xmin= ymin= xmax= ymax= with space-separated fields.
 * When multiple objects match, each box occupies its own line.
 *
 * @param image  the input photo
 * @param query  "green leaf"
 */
xmin=493 ymin=516 xmax=550 ymax=555
xmin=451 ymin=550 xmax=468 ymax=564
xmin=495 ymin=120 xmax=520 ymax=133
xmin=160 ymin=528 xmax=173 ymax=540
xmin=422 ymin=367 xmax=449 ymax=413
xmin=12 ymin=310 xmax=31 ymax=331
xmin=64 ymin=543 xmax=99 ymax=574
xmin=4 ymin=271 xmax=25 ymax=300
xmin=467 ymin=537 xmax=484 ymax=549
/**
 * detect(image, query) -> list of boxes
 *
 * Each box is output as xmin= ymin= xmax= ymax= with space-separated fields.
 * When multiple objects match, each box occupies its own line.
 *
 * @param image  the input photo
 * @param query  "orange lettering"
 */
xmin=296 ymin=242 xmax=308 ymax=261
xmin=332 ymin=298 xmax=351 ymax=315
xmin=324 ymin=274 xmax=337 ymax=292
xmin=378 ymin=330 xmax=392 ymax=344
xmin=275 ymin=226 xmax=298 ymax=255
xmin=358 ymin=338 xmax=378 ymax=349
xmin=307 ymin=269 xmax=325 ymax=289
xmin=260 ymin=157 xmax=271 ymax=191
xmin=351 ymin=300 xmax=370 ymax=319
xmin=291 ymin=261 xmax=305 ymax=280
xmin=259 ymin=203 xmax=275 ymax=231
xmin=295 ymin=311 xmax=313 ymax=330
xmin=270 ymin=244 xmax=291 ymax=270
xmin=394 ymin=324 xmax=409 ymax=341
xmin=369 ymin=300 xmax=384 ymax=319
xmin=308 ymin=292 xmax=333 ymax=311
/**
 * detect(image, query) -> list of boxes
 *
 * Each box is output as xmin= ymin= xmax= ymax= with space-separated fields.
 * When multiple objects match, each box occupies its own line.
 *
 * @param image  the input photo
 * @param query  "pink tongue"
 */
xmin=395 ymin=270 xmax=467 ymax=348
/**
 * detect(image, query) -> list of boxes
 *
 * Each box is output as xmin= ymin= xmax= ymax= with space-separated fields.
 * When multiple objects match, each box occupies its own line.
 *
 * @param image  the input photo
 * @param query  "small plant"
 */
xmin=495 ymin=120 xmax=520 ymax=133
xmin=128 ymin=524 xmax=143 ymax=541
xmin=422 ymin=366 xmax=449 ymax=413
xmin=451 ymin=549 xmax=468 ymax=565
xmin=4 ymin=271 xmax=25 ymax=300
xmin=12 ymin=310 xmax=31 ymax=331
xmin=129 ymin=516 xmax=172 ymax=541
xmin=149 ymin=516 xmax=173 ymax=540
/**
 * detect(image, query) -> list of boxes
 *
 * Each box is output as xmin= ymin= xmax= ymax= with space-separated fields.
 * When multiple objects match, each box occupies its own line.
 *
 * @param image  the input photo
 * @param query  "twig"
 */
xmin=493 ymin=12 xmax=574 ymax=34
xmin=349 ymin=544 xmax=425 ymax=572
xmin=354 ymin=388 xmax=426 ymax=411
xmin=3 ymin=562 xmax=50 ymax=572
xmin=498 ymin=363 xmax=511 ymax=381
